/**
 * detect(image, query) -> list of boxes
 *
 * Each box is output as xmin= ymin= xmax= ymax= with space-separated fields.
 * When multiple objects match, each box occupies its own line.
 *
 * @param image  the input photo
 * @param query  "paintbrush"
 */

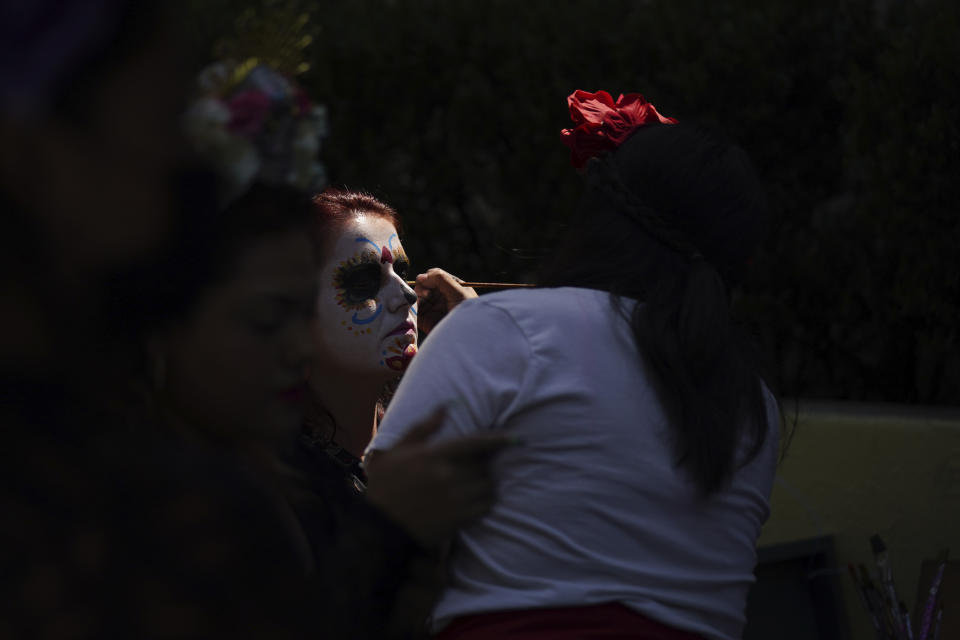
xmin=406 ymin=280 xmax=536 ymax=289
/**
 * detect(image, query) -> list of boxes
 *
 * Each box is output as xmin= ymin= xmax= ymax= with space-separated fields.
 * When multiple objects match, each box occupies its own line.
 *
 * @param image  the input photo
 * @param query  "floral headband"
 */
xmin=560 ymin=90 xmax=676 ymax=169
xmin=183 ymin=59 xmax=328 ymax=205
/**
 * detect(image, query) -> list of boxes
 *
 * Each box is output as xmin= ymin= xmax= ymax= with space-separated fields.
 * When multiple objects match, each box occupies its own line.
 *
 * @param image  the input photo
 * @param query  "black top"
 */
xmin=285 ymin=436 xmax=431 ymax=637
xmin=1 ymin=378 xmax=437 ymax=638
xmin=1 ymin=378 xmax=310 ymax=637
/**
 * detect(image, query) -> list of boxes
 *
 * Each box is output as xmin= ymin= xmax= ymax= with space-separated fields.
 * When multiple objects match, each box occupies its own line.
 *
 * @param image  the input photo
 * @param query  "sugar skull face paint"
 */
xmin=313 ymin=214 xmax=418 ymax=377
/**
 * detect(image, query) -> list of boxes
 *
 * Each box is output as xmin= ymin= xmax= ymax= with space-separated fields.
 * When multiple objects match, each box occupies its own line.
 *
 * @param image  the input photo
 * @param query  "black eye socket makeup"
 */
xmin=332 ymin=248 xmax=414 ymax=310
xmin=343 ymin=265 xmax=381 ymax=302
xmin=334 ymin=254 xmax=381 ymax=307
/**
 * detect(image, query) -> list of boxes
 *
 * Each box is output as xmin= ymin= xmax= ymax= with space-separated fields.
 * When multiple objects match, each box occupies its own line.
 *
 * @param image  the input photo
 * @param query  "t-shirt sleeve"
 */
xmin=366 ymin=297 xmax=532 ymax=454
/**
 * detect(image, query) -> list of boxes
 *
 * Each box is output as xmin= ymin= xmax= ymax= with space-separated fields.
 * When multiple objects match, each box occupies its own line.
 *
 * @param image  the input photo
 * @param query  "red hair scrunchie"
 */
xmin=560 ymin=90 xmax=677 ymax=169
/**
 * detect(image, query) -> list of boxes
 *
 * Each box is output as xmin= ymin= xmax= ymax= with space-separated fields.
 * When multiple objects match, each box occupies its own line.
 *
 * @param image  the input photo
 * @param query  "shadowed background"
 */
xmin=182 ymin=2 xmax=959 ymax=638
xmin=186 ymin=0 xmax=960 ymax=407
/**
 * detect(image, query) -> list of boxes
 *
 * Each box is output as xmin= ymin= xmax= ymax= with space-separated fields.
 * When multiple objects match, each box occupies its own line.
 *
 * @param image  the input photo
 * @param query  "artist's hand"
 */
xmin=365 ymin=410 xmax=510 ymax=548
xmin=414 ymin=268 xmax=478 ymax=336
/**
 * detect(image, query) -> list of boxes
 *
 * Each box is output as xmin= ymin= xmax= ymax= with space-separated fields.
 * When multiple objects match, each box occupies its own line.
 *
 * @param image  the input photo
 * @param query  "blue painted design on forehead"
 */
xmin=388 ymin=234 xmax=398 ymax=252
xmin=351 ymin=302 xmax=383 ymax=325
xmin=355 ymin=236 xmax=381 ymax=254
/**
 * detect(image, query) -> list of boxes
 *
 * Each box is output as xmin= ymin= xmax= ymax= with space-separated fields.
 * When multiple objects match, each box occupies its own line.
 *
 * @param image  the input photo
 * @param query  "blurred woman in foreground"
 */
xmin=0 ymin=3 xmax=308 ymax=635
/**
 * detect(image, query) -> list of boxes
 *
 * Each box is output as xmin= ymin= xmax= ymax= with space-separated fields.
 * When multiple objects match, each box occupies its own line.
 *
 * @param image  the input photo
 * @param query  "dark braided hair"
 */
xmin=541 ymin=123 xmax=776 ymax=496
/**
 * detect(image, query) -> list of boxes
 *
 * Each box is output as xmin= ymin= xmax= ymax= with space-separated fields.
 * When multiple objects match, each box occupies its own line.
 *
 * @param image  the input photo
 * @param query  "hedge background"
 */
xmin=185 ymin=0 xmax=960 ymax=405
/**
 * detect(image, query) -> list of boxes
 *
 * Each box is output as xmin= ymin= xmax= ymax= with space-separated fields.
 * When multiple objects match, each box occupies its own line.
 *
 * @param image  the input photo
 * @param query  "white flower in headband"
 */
xmin=184 ymin=59 xmax=328 ymax=204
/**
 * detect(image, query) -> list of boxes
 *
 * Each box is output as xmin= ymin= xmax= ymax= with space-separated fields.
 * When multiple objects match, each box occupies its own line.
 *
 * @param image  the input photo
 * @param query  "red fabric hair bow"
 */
xmin=560 ymin=90 xmax=677 ymax=169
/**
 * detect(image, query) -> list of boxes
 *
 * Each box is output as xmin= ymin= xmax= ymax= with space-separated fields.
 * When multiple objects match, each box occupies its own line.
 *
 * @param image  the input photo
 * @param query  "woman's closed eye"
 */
xmin=245 ymin=303 xmax=286 ymax=335
xmin=244 ymin=293 xmax=315 ymax=335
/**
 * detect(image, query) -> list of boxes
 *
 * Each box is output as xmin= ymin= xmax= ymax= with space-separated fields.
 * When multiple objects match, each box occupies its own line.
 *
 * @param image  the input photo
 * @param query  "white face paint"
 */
xmin=313 ymin=214 xmax=418 ymax=378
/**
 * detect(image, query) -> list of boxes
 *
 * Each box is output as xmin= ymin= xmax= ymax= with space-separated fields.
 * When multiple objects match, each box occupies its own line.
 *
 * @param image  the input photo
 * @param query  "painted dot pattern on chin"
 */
xmin=384 ymin=339 xmax=417 ymax=372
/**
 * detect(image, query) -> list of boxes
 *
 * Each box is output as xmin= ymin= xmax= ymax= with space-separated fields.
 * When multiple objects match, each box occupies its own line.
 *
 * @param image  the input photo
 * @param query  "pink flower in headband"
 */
xmin=561 ymin=90 xmax=677 ymax=169
xmin=184 ymin=60 xmax=328 ymax=204
xmin=293 ymin=88 xmax=312 ymax=116
xmin=226 ymin=89 xmax=272 ymax=136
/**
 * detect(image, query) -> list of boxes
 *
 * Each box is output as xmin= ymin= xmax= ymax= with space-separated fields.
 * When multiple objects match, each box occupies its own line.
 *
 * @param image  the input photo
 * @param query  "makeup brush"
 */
xmin=406 ymin=280 xmax=536 ymax=289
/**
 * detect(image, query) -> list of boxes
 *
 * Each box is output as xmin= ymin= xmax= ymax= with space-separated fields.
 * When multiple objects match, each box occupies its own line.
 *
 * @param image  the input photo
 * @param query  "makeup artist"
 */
xmin=367 ymin=90 xmax=783 ymax=640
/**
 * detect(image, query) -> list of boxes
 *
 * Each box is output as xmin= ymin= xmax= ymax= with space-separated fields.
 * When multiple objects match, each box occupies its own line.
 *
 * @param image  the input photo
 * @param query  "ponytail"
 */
xmin=631 ymin=257 xmax=767 ymax=496
xmin=541 ymin=123 xmax=773 ymax=496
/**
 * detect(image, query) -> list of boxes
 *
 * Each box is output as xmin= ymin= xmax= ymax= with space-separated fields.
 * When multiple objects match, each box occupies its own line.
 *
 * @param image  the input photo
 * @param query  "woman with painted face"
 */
xmin=367 ymin=91 xmax=782 ymax=640
xmin=304 ymin=189 xmax=419 ymax=473
xmin=294 ymin=189 xmax=495 ymax=636
xmin=304 ymin=190 xmax=479 ymax=477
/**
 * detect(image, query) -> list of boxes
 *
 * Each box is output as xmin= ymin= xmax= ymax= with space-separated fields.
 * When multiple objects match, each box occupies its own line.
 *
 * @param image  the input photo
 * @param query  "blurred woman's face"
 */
xmin=312 ymin=213 xmax=418 ymax=380
xmin=158 ymin=228 xmax=316 ymax=442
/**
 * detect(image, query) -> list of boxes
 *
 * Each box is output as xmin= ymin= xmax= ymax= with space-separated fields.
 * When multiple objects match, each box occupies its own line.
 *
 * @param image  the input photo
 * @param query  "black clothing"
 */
xmin=1 ymin=379 xmax=432 ymax=638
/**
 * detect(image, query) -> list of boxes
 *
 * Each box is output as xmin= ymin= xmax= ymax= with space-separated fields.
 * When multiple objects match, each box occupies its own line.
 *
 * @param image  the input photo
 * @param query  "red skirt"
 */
xmin=433 ymin=602 xmax=707 ymax=640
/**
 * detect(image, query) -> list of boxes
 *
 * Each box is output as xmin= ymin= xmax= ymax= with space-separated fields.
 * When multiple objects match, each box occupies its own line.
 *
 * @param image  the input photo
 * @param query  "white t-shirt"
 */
xmin=367 ymin=287 xmax=779 ymax=640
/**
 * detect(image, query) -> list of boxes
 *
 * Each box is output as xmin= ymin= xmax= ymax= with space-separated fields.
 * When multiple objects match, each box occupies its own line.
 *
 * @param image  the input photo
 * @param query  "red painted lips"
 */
xmin=386 ymin=320 xmax=416 ymax=338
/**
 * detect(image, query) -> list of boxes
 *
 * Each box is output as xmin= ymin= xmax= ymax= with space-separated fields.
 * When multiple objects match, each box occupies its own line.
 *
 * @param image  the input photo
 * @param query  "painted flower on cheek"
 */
xmin=332 ymin=253 xmax=383 ymax=318
xmin=316 ymin=246 xmax=389 ymax=375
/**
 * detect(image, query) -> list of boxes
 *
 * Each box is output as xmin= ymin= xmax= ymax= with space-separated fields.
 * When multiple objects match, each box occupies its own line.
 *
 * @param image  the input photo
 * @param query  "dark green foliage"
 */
xmin=185 ymin=0 xmax=960 ymax=404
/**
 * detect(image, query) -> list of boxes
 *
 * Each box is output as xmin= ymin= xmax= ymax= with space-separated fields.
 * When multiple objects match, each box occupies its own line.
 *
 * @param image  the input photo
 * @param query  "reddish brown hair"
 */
xmin=311 ymin=189 xmax=401 ymax=248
